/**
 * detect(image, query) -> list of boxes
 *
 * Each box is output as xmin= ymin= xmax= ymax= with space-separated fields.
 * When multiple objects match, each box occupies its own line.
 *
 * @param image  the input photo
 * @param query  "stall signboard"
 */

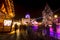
xmin=4 ymin=20 xmax=12 ymax=26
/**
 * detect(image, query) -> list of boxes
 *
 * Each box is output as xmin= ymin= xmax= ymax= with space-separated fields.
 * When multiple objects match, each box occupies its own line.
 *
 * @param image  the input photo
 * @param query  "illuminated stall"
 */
xmin=0 ymin=0 xmax=15 ymax=32
xmin=3 ymin=19 xmax=12 ymax=32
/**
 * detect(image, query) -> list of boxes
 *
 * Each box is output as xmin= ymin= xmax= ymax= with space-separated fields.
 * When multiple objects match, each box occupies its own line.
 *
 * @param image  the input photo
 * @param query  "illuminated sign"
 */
xmin=4 ymin=20 xmax=12 ymax=26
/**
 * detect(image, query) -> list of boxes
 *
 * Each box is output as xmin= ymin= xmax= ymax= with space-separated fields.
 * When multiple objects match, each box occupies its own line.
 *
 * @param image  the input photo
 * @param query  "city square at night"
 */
xmin=0 ymin=0 xmax=60 ymax=40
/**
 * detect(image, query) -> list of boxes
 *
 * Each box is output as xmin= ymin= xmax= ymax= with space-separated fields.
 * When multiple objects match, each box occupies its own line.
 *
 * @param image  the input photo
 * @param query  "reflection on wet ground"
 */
xmin=47 ymin=25 xmax=60 ymax=40
xmin=0 ymin=25 xmax=60 ymax=40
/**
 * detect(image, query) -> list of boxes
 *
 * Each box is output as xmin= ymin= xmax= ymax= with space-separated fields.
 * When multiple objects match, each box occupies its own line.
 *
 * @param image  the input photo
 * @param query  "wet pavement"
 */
xmin=0 ymin=26 xmax=60 ymax=40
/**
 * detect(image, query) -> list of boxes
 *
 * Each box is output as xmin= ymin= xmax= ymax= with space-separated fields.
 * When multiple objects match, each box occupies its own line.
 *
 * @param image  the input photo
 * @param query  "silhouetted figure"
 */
xmin=23 ymin=25 xmax=27 ymax=30
xmin=15 ymin=24 xmax=18 ymax=34
xmin=46 ymin=25 xmax=50 ymax=35
xmin=20 ymin=25 xmax=22 ymax=30
xmin=14 ymin=24 xmax=18 ymax=40
xmin=38 ymin=25 xmax=43 ymax=35
xmin=27 ymin=25 xmax=33 ymax=40
xmin=52 ymin=23 xmax=56 ymax=32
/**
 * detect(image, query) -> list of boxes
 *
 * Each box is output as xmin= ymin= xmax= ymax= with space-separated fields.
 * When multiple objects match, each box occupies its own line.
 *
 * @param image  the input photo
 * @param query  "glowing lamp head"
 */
xmin=25 ymin=14 xmax=30 ymax=18
xmin=54 ymin=15 xmax=58 ymax=18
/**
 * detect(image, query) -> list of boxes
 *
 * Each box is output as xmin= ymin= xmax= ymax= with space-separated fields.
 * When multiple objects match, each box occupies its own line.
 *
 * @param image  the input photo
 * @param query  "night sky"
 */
xmin=13 ymin=0 xmax=60 ymax=19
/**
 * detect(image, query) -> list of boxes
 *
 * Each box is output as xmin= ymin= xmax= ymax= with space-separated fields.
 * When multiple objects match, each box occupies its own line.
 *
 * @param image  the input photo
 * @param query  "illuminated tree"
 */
xmin=42 ymin=3 xmax=53 ymax=25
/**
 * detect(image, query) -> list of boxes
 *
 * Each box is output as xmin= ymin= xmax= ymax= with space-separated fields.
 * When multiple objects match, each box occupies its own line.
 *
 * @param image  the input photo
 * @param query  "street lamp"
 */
xmin=54 ymin=15 xmax=58 ymax=18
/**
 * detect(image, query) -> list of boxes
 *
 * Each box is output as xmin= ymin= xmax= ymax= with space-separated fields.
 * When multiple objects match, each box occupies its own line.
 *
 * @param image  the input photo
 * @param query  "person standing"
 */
xmin=15 ymin=24 xmax=18 ymax=34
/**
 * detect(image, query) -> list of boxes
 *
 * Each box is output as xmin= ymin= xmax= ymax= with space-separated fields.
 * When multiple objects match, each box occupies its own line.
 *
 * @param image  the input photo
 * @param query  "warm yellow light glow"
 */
xmin=9 ymin=31 xmax=15 ymax=34
xmin=38 ymin=22 xmax=42 ymax=25
xmin=0 ymin=0 xmax=15 ymax=19
xmin=12 ymin=22 xmax=21 ymax=28
xmin=9 ymin=13 xmax=15 ymax=18
xmin=16 ymin=29 xmax=20 ymax=36
xmin=9 ymin=29 xmax=20 ymax=34
xmin=17 ymin=22 xmax=21 ymax=26
xmin=54 ymin=15 xmax=58 ymax=18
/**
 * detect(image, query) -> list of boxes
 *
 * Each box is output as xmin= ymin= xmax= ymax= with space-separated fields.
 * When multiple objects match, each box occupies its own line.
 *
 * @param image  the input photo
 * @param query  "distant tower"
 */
xmin=42 ymin=3 xmax=53 ymax=25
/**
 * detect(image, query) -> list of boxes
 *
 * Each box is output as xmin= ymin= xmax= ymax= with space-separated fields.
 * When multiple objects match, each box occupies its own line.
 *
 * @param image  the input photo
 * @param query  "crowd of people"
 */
xmin=14 ymin=17 xmax=60 ymax=40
